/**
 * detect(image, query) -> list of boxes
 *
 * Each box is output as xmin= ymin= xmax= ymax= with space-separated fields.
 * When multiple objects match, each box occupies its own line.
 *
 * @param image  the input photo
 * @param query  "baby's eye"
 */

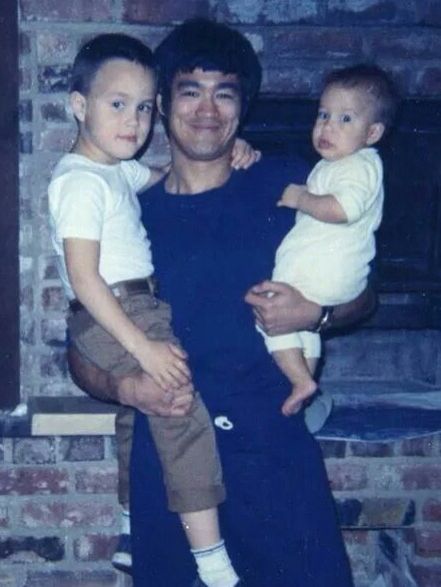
xmin=341 ymin=113 xmax=352 ymax=123
xmin=112 ymin=100 xmax=124 ymax=110
xmin=317 ymin=110 xmax=329 ymax=121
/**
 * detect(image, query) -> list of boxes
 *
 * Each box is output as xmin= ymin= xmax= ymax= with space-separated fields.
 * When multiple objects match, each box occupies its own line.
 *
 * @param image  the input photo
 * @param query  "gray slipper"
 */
xmin=304 ymin=390 xmax=333 ymax=434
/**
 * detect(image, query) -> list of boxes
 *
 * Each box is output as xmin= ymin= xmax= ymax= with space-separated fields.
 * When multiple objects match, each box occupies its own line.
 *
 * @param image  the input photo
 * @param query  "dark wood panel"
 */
xmin=0 ymin=0 xmax=20 ymax=408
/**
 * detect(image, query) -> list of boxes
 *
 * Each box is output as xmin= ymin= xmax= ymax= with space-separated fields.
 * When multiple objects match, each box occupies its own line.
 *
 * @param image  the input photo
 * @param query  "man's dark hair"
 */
xmin=70 ymin=33 xmax=155 ymax=95
xmin=324 ymin=64 xmax=399 ymax=127
xmin=154 ymin=18 xmax=262 ymax=121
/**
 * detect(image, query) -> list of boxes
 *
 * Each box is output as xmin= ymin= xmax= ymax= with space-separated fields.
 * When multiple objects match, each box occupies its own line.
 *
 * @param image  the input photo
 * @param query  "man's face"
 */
xmin=163 ymin=68 xmax=242 ymax=162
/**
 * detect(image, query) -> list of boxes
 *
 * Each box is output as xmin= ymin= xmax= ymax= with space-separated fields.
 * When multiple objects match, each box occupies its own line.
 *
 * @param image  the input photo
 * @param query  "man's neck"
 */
xmin=165 ymin=153 xmax=233 ymax=195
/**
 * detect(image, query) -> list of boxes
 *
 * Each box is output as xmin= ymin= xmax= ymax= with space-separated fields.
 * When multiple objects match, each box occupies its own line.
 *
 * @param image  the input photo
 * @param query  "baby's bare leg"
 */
xmin=273 ymin=348 xmax=318 ymax=416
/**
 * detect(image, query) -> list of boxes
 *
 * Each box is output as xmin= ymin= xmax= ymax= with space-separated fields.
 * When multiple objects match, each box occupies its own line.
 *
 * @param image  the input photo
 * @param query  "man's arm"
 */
xmin=244 ymin=280 xmax=375 ymax=337
xmin=67 ymin=345 xmax=194 ymax=417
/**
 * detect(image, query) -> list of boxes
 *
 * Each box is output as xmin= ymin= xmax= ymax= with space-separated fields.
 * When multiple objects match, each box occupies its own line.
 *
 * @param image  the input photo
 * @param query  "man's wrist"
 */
xmin=314 ymin=305 xmax=334 ymax=333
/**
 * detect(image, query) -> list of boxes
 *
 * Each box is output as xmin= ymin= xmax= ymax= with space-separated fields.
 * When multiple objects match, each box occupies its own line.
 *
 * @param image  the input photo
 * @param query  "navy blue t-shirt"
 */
xmin=131 ymin=157 xmax=354 ymax=587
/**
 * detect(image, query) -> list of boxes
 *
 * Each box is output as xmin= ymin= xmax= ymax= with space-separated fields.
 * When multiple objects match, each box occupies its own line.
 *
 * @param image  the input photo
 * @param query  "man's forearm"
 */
xmin=68 ymin=345 xmax=120 ymax=403
xmin=328 ymin=286 xmax=376 ymax=331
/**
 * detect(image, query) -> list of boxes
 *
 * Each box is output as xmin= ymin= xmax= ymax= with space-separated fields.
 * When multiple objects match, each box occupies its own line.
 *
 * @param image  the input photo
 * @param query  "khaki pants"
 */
xmin=68 ymin=292 xmax=225 ymax=513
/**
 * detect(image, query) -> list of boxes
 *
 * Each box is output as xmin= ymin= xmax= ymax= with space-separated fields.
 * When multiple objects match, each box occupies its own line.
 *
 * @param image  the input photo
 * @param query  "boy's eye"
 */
xmin=317 ymin=110 xmax=329 ymax=121
xmin=112 ymin=100 xmax=124 ymax=110
xmin=138 ymin=103 xmax=152 ymax=114
xmin=341 ymin=114 xmax=352 ymax=123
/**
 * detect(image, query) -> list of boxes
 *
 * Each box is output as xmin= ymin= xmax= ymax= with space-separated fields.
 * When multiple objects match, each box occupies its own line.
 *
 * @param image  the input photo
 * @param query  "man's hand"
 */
xmin=68 ymin=345 xmax=193 ymax=417
xmin=118 ymin=369 xmax=194 ymax=417
xmin=244 ymin=280 xmax=321 ymax=336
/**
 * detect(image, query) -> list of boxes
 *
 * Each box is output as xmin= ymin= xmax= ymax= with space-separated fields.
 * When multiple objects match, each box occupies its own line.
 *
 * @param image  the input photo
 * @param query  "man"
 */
xmin=70 ymin=18 xmax=373 ymax=586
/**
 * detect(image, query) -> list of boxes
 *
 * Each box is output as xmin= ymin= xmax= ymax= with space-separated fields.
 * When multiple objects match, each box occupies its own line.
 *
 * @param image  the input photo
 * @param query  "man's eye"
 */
xmin=341 ymin=114 xmax=352 ymax=123
xmin=112 ymin=101 xmax=124 ymax=110
xmin=181 ymin=90 xmax=198 ymax=97
xmin=217 ymin=92 xmax=235 ymax=100
xmin=317 ymin=110 xmax=329 ymax=121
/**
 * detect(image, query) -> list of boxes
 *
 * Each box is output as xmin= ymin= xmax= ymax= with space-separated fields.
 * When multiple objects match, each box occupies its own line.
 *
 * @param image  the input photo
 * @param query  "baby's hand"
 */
xmin=134 ymin=339 xmax=192 ymax=391
xmin=231 ymin=138 xmax=262 ymax=170
xmin=277 ymin=184 xmax=306 ymax=209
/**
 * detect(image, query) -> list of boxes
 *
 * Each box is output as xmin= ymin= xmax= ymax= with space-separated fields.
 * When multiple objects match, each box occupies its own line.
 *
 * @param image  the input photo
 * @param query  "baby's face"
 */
xmin=312 ymin=84 xmax=383 ymax=162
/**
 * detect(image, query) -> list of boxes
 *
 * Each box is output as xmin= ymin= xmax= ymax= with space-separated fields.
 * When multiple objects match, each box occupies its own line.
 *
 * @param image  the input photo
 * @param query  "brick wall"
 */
xmin=4 ymin=0 xmax=441 ymax=585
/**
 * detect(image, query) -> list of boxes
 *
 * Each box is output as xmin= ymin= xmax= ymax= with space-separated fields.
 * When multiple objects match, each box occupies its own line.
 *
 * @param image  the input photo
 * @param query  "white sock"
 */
xmin=191 ymin=540 xmax=239 ymax=587
xmin=120 ymin=509 xmax=131 ymax=535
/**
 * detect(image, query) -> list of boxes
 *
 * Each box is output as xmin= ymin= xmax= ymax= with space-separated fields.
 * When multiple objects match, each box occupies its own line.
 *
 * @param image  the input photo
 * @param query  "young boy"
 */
xmin=49 ymin=33 xmax=257 ymax=586
xmin=259 ymin=64 xmax=398 ymax=418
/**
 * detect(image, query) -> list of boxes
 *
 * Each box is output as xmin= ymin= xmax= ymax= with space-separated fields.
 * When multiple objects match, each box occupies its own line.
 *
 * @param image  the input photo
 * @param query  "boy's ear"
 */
xmin=156 ymin=94 xmax=165 ymax=117
xmin=366 ymin=122 xmax=385 ymax=146
xmin=70 ymin=91 xmax=87 ymax=122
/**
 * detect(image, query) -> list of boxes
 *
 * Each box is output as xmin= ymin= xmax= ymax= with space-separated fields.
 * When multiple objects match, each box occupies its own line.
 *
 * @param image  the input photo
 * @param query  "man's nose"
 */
xmin=196 ymin=95 xmax=217 ymax=116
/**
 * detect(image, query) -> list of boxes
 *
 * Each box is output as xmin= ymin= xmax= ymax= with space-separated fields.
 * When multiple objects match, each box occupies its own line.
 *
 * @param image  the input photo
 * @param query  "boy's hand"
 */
xmin=134 ymin=339 xmax=192 ymax=391
xmin=277 ymin=184 xmax=307 ymax=209
xmin=231 ymin=138 xmax=261 ymax=170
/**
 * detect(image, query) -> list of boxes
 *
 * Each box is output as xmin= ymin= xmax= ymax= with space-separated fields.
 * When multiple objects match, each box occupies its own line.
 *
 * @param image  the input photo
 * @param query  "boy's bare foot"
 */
xmin=281 ymin=379 xmax=318 ymax=416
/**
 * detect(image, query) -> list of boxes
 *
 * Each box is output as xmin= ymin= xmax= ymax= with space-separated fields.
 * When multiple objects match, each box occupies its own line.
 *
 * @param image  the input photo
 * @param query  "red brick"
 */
xmin=38 ymin=127 xmax=76 ymax=153
xmin=123 ymin=0 xmax=210 ymax=24
xmin=41 ymin=286 xmax=66 ymax=312
xmin=349 ymin=441 xmax=394 ymax=457
xmin=367 ymin=29 xmax=441 ymax=60
xmin=75 ymin=466 xmax=117 ymax=494
xmin=263 ymin=27 xmax=363 ymax=61
xmin=402 ymin=464 xmax=441 ymax=490
xmin=422 ymin=499 xmax=441 ymax=522
xmin=359 ymin=498 xmax=415 ymax=527
xmin=0 ymin=506 xmax=9 ymax=528
xmin=0 ymin=468 xmax=68 ymax=495
xmin=20 ymin=0 xmax=112 ymax=22
xmin=59 ymin=437 xmax=105 ymax=462
xmin=36 ymin=32 xmax=76 ymax=63
xmin=415 ymin=529 xmax=441 ymax=558
xmin=73 ymin=533 xmax=117 ymax=561
xmin=24 ymin=570 xmax=118 ymax=587
xmin=410 ymin=563 xmax=441 ymax=587
xmin=399 ymin=435 xmax=438 ymax=457
xmin=20 ymin=500 xmax=115 ymax=528
xmin=13 ymin=438 xmax=56 ymax=465
xmin=325 ymin=462 xmax=368 ymax=491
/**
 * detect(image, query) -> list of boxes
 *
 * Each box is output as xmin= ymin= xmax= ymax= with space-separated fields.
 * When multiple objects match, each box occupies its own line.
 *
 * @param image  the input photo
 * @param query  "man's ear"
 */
xmin=366 ymin=122 xmax=385 ymax=146
xmin=70 ymin=91 xmax=87 ymax=123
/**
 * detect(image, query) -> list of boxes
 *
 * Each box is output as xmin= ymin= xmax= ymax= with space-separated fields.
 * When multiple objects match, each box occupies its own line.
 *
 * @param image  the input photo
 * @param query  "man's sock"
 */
xmin=191 ymin=539 xmax=239 ymax=587
xmin=121 ymin=508 xmax=131 ymax=535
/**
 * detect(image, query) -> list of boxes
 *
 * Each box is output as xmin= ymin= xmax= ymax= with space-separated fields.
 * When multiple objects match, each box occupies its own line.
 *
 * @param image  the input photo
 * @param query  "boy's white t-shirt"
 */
xmin=273 ymin=147 xmax=384 ymax=305
xmin=48 ymin=153 xmax=153 ymax=300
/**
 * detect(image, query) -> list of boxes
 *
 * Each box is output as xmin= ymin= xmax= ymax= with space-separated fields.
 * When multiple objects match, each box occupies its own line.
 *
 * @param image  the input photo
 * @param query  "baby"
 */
xmin=261 ymin=64 xmax=398 ymax=417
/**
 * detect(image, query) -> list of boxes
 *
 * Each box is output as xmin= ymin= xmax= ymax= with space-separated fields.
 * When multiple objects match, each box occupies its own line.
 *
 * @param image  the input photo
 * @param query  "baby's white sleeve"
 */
xmin=330 ymin=156 xmax=382 ymax=224
xmin=49 ymin=171 xmax=107 ymax=241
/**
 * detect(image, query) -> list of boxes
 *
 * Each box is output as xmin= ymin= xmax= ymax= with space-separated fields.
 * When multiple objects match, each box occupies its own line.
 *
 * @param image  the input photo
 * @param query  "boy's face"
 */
xmin=70 ymin=58 xmax=156 ymax=165
xmin=312 ymin=84 xmax=384 ymax=162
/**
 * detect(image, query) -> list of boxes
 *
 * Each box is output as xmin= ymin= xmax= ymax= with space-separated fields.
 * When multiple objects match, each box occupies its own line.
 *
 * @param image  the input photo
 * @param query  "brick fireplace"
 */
xmin=1 ymin=1 xmax=441 ymax=586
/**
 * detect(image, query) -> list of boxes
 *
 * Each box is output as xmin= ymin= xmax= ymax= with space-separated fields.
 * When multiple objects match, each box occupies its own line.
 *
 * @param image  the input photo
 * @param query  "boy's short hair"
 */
xmin=154 ymin=18 xmax=262 ymax=121
xmin=324 ymin=64 xmax=399 ymax=127
xmin=70 ymin=33 xmax=155 ymax=95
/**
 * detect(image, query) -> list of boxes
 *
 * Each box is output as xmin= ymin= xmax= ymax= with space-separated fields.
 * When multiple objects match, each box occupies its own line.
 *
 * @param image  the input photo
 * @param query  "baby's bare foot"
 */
xmin=282 ymin=380 xmax=318 ymax=417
